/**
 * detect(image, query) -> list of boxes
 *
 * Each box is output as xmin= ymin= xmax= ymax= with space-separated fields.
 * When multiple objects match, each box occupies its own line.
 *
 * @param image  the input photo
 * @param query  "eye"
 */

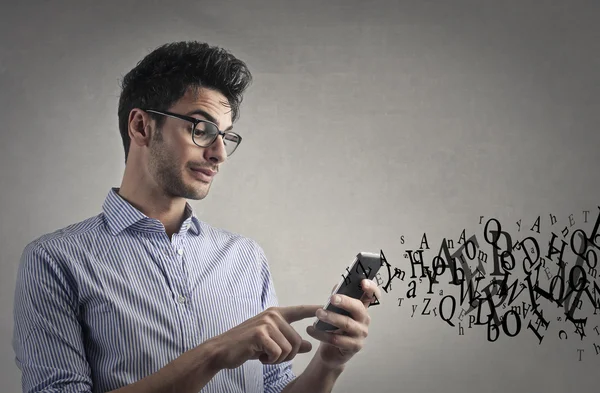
xmin=223 ymin=134 xmax=238 ymax=146
xmin=193 ymin=122 xmax=210 ymax=137
xmin=193 ymin=128 xmax=209 ymax=137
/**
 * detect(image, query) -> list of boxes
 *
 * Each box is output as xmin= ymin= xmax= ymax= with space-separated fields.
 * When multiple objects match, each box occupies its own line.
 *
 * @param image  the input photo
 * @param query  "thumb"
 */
xmin=298 ymin=339 xmax=313 ymax=354
xmin=259 ymin=340 xmax=313 ymax=363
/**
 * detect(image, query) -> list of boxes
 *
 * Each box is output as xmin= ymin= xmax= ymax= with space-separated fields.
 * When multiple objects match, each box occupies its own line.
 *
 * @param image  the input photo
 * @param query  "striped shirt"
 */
xmin=12 ymin=187 xmax=296 ymax=393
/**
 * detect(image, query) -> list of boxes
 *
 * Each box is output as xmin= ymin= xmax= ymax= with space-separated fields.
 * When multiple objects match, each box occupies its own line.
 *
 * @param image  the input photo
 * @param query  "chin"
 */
xmin=181 ymin=172 xmax=212 ymax=199
xmin=188 ymin=184 xmax=211 ymax=200
xmin=192 ymin=191 xmax=209 ymax=200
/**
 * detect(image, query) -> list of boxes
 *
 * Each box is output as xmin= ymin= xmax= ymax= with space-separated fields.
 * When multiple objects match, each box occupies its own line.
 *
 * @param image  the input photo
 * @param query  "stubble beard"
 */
xmin=148 ymin=129 xmax=210 ymax=201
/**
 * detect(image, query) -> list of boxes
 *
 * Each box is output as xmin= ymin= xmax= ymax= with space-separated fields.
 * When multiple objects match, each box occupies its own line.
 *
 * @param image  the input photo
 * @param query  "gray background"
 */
xmin=1 ymin=1 xmax=599 ymax=392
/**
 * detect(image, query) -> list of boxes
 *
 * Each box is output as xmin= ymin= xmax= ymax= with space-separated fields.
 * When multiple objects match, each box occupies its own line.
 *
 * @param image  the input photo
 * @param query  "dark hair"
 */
xmin=117 ymin=41 xmax=253 ymax=163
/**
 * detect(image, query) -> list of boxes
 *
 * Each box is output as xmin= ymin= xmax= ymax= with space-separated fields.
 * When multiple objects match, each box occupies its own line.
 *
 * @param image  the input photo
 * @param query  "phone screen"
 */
xmin=314 ymin=251 xmax=382 ymax=331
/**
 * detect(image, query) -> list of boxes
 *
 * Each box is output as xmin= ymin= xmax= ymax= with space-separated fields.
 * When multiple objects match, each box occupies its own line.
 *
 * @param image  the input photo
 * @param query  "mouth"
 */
xmin=189 ymin=167 xmax=216 ymax=182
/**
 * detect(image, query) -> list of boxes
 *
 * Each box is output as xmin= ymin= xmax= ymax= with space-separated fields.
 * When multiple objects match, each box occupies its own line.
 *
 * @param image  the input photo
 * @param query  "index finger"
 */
xmin=278 ymin=305 xmax=323 ymax=323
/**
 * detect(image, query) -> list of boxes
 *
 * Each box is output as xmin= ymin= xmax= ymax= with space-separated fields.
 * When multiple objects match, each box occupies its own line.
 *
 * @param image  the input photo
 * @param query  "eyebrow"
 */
xmin=185 ymin=109 xmax=233 ymax=131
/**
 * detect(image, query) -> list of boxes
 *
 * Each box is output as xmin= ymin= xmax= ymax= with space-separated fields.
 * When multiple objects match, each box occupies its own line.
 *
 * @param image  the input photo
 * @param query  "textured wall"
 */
xmin=1 ymin=1 xmax=599 ymax=392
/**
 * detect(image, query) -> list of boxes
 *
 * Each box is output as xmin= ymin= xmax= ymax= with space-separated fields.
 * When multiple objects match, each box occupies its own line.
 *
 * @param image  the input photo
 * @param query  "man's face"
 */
xmin=146 ymin=87 xmax=233 ymax=200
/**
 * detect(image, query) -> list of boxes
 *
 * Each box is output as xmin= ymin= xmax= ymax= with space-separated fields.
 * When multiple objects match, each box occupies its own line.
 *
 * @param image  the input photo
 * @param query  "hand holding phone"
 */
xmin=314 ymin=251 xmax=382 ymax=331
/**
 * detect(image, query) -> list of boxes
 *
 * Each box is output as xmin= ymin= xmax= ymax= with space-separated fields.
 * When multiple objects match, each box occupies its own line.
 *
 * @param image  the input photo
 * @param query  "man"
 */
xmin=12 ymin=41 xmax=380 ymax=393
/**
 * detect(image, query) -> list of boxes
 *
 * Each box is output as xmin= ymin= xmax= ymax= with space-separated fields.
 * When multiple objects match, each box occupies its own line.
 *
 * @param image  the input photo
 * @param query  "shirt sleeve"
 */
xmin=257 ymin=245 xmax=298 ymax=393
xmin=12 ymin=241 xmax=93 ymax=393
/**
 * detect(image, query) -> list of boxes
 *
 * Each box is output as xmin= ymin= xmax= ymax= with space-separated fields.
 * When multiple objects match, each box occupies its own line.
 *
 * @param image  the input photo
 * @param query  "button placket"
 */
xmin=171 ymin=235 xmax=196 ymax=350
xmin=165 ymin=238 xmax=187 ymax=307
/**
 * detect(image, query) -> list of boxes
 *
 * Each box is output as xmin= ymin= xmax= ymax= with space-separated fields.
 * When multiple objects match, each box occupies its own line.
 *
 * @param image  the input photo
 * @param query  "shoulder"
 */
xmin=17 ymin=214 xmax=105 ymax=298
xmin=21 ymin=214 xmax=105 ymax=262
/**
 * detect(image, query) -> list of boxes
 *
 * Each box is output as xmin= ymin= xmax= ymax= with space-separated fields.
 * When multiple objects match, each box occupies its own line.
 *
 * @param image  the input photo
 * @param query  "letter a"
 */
xmin=420 ymin=233 xmax=430 ymax=250
xmin=458 ymin=229 xmax=466 ymax=245
xmin=530 ymin=216 xmax=541 ymax=234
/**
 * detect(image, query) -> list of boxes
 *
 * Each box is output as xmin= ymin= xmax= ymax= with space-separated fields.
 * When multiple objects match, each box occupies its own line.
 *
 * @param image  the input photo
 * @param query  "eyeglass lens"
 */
xmin=193 ymin=122 xmax=240 ymax=156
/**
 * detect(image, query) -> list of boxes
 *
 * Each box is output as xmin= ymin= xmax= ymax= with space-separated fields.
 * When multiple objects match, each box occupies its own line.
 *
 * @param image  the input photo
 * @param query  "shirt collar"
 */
xmin=102 ymin=187 xmax=201 ymax=236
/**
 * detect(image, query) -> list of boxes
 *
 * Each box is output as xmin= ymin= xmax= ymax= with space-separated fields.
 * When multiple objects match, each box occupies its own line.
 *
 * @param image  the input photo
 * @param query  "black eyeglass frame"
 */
xmin=143 ymin=109 xmax=242 ymax=156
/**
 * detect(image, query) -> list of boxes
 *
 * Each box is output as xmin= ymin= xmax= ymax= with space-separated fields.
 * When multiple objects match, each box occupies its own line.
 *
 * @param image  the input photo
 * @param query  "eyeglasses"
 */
xmin=143 ymin=109 xmax=242 ymax=157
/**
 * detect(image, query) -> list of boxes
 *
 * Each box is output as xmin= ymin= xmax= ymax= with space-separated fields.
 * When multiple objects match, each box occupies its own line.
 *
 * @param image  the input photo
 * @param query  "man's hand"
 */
xmin=207 ymin=305 xmax=322 ymax=370
xmin=306 ymin=279 xmax=381 ymax=369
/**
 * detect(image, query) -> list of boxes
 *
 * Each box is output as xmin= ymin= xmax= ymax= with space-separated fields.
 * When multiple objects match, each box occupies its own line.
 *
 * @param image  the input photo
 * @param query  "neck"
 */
xmin=118 ymin=163 xmax=188 ymax=239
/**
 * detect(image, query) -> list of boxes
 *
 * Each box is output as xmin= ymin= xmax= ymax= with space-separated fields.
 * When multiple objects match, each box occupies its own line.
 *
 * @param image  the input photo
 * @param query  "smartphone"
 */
xmin=314 ymin=251 xmax=383 ymax=331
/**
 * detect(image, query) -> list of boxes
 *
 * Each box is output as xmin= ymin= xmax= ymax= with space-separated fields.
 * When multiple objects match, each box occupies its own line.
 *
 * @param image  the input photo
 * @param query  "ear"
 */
xmin=128 ymin=108 xmax=152 ymax=147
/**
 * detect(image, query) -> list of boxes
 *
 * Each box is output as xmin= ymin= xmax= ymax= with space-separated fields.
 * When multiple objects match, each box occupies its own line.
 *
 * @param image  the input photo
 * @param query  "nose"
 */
xmin=204 ymin=134 xmax=228 ymax=164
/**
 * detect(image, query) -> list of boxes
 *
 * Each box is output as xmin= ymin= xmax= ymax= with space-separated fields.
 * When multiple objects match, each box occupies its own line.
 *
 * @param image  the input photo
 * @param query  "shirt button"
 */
xmin=178 ymin=295 xmax=186 ymax=304
xmin=177 ymin=248 xmax=183 ymax=256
